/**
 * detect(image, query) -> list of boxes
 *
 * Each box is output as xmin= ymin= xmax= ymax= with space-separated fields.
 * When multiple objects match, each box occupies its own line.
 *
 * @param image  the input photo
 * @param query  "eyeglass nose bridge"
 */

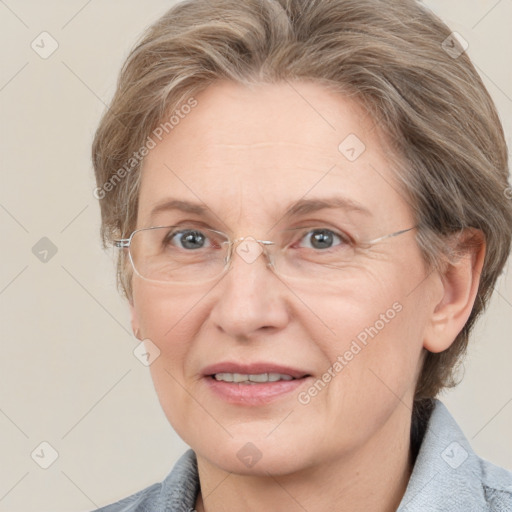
xmin=225 ymin=236 xmax=277 ymax=269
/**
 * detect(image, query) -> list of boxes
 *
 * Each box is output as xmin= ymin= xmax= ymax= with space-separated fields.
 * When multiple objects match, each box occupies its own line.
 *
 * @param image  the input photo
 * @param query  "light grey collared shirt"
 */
xmin=93 ymin=400 xmax=512 ymax=511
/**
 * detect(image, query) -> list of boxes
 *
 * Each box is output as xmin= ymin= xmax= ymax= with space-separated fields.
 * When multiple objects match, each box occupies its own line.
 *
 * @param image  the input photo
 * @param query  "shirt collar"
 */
xmin=399 ymin=399 xmax=491 ymax=510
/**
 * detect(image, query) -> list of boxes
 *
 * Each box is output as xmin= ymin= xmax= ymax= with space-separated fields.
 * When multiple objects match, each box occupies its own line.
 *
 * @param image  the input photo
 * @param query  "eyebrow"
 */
xmin=148 ymin=196 xmax=372 ymax=223
xmin=283 ymin=196 xmax=371 ymax=219
xmin=150 ymin=199 xmax=211 ymax=219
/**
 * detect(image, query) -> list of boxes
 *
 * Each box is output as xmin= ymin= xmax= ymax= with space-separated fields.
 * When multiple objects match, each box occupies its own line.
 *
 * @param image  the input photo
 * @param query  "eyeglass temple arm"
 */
xmin=114 ymin=239 xmax=130 ymax=248
xmin=368 ymin=226 xmax=417 ymax=245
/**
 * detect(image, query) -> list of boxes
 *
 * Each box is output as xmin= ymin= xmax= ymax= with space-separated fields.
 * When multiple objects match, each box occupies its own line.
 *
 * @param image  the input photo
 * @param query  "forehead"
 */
xmin=137 ymin=80 xmax=413 ymax=230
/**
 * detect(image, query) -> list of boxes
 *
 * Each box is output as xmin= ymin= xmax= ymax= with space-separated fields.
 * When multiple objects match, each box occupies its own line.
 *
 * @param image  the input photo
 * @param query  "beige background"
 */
xmin=0 ymin=1 xmax=511 ymax=510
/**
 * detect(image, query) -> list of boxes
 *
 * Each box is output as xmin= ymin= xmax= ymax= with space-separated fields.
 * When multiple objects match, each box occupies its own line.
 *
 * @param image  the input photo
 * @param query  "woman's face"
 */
xmin=130 ymin=80 xmax=439 ymax=475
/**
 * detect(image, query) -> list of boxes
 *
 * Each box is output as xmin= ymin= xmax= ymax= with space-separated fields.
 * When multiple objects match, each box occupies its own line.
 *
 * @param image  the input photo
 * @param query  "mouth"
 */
xmin=202 ymin=363 xmax=312 ymax=405
xmin=212 ymin=372 xmax=297 ymax=383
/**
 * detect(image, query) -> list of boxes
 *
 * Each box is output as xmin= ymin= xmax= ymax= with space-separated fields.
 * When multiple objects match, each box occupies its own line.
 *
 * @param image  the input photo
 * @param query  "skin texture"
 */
xmin=129 ymin=80 xmax=485 ymax=512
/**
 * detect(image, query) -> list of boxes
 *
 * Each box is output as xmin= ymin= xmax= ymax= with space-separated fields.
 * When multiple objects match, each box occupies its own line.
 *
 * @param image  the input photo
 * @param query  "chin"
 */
xmin=183 ymin=425 xmax=320 ymax=477
xmin=202 ymin=440 xmax=313 ymax=477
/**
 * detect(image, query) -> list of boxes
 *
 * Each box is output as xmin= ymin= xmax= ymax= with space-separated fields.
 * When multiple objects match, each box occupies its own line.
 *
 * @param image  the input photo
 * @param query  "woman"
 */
xmin=91 ymin=0 xmax=512 ymax=510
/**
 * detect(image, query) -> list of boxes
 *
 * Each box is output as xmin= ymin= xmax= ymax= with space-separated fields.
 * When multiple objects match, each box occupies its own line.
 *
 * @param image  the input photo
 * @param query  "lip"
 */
xmin=201 ymin=361 xmax=312 ymax=406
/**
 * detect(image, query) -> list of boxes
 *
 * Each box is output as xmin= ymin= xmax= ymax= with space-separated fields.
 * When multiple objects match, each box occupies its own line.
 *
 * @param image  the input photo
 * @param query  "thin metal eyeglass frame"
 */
xmin=114 ymin=224 xmax=418 ymax=283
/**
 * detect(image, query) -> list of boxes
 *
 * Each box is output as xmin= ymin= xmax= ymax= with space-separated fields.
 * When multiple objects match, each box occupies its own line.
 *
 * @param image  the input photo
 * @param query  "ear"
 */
xmin=423 ymin=228 xmax=486 ymax=353
xmin=129 ymin=299 xmax=142 ymax=340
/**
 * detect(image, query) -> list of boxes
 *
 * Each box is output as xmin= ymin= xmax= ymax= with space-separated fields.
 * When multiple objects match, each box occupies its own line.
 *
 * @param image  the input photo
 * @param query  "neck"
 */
xmin=195 ymin=405 xmax=414 ymax=512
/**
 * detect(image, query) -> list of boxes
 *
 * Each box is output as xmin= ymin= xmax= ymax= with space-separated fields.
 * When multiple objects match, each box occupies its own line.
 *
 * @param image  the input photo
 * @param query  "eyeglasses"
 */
xmin=114 ymin=224 xmax=417 ymax=285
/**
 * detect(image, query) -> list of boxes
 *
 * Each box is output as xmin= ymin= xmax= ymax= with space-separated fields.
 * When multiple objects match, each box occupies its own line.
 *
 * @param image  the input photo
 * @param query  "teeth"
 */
xmin=214 ymin=372 xmax=295 ymax=383
xmin=215 ymin=373 xmax=234 ymax=382
xmin=267 ymin=372 xmax=293 ymax=382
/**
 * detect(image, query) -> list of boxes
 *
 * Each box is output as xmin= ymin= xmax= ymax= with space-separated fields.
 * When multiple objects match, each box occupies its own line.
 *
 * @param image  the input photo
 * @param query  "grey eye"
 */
xmin=169 ymin=229 xmax=209 ymax=250
xmin=299 ymin=229 xmax=345 ymax=250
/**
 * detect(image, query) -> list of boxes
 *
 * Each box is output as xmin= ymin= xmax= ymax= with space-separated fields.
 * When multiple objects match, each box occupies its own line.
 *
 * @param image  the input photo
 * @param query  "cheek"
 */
xmin=299 ymin=299 xmax=425 ymax=456
xmin=311 ymin=260 xmax=429 ymax=391
xmin=317 ymin=298 xmax=421 ymax=389
xmin=134 ymin=278 xmax=192 ymax=332
xmin=132 ymin=281 xmax=207 ymax=371
xmin=131 ymin=283 xmax=208 ymax=435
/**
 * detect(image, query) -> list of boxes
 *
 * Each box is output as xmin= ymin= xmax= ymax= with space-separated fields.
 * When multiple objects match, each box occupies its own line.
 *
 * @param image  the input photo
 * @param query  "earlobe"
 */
xmin=423 ymin=229 xmax=486 ymax=354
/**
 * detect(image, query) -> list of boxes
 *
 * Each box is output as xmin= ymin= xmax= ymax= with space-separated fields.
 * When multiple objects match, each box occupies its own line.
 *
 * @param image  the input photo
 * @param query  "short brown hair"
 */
xmin=92 ymin=0 xmax=512 ymax=400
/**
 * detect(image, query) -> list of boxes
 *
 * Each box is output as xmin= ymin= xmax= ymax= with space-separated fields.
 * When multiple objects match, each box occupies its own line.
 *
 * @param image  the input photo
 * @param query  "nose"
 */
xmin=209 ymin=237 xmax=290 ymax=339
